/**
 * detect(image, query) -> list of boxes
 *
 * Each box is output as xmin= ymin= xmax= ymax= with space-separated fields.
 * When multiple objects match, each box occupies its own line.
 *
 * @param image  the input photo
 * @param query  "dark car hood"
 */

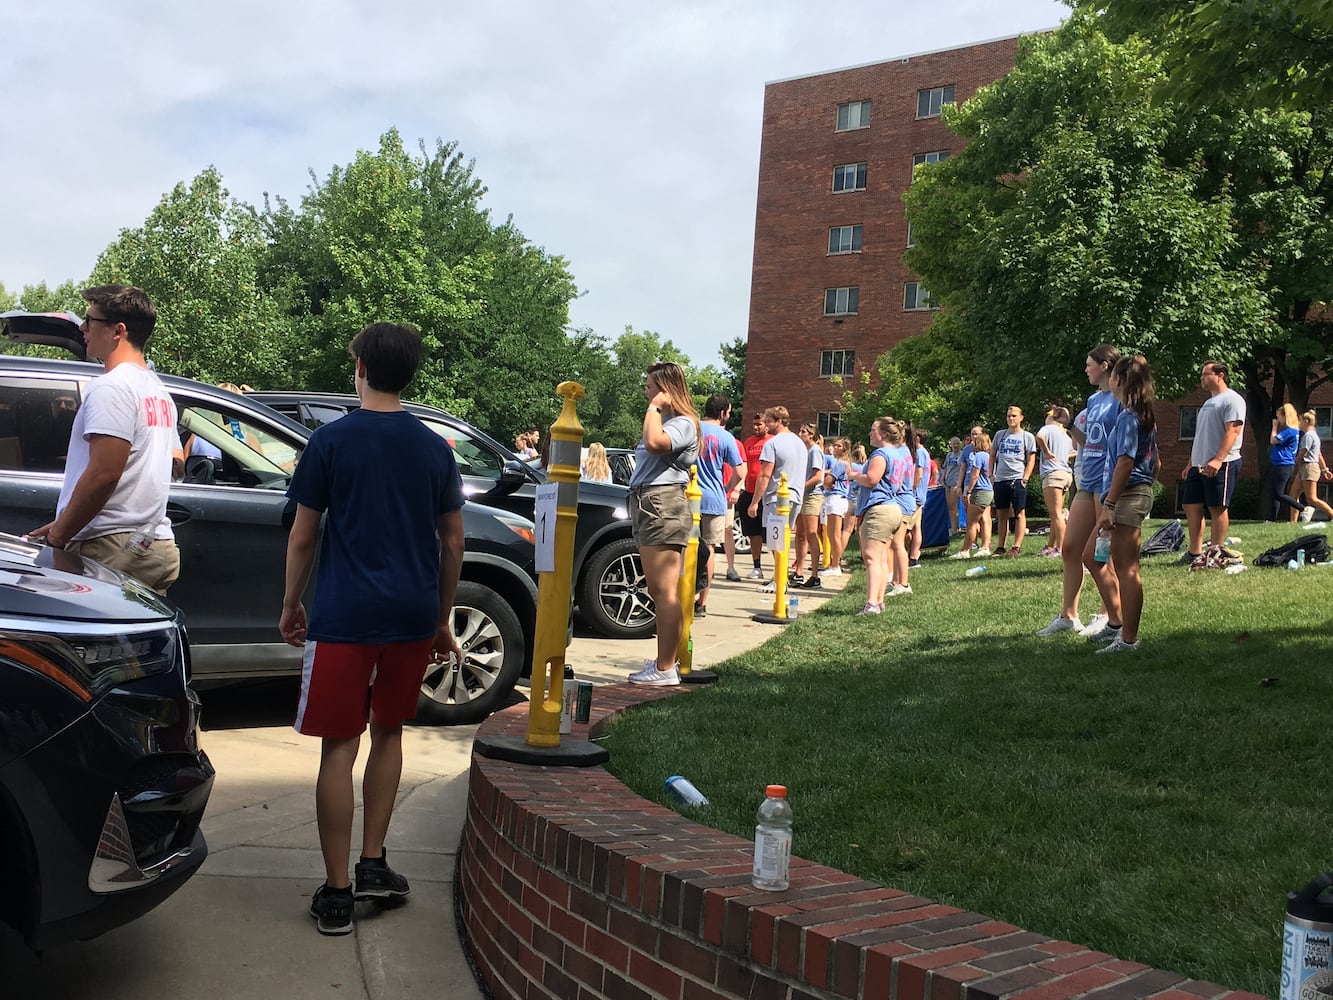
xmin=0 ymin=534 xmax=173 ymax=624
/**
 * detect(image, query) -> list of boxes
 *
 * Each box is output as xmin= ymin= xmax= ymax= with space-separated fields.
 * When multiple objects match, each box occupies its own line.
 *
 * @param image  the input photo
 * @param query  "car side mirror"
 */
xmin=498 ymin=459 xmax=529 ymax=487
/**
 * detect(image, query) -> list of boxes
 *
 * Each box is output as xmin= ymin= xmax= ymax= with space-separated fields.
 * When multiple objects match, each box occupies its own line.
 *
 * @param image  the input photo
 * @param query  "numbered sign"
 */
xmin=534 ymin=483 xmax=558 ymax=573
xmin=764 ymin=514 xmax=785 ymax=552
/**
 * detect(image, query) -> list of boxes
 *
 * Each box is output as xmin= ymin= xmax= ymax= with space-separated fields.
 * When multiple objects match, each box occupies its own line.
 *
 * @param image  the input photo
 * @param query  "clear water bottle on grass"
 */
xmin=752 ymin=785 xmax=793 ymax=891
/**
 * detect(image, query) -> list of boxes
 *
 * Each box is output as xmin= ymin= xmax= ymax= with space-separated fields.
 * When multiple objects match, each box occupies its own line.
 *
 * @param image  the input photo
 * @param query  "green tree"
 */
xmin=1088 ymin=0 xmax=1333 ymax=110
xmin=16 ymin=280 xmax=84 ymax=314
xmin=0 ymin=282 xmax=14 ymax=312
xmin=90 ymin=167 xmax=294 ymax=384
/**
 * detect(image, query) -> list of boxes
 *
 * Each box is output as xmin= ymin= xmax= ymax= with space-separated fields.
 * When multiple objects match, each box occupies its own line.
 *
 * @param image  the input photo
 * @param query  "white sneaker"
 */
xmin=973 ymin=547 xmax=992 ymax=558
xmin=1036 ymin=615 xmax=1083 ymax=636
xmin=747 ymin=567 xmax=765 ymax=580
xmin=1096 ymin=635 xmax=1140 ymax=654
xmin=1301 ymin=506 xmax=1316 ymax=524
xmin=949 ymin=549 xmax=972 ymax=560
xmin=1085 ymin=621 xmax=1122 ymax=642
xmin=887 ymin=584 xmax=912 ymax=597
xmin=759 ymin=580 xmax=776 ymax=593
xmin=627 ymin=660 xmax=680 ymax=686
xmin=820 ymin=567 xmax=842 ymax=577
xmin=1076 ymin=613 xmax=1109 ymax=637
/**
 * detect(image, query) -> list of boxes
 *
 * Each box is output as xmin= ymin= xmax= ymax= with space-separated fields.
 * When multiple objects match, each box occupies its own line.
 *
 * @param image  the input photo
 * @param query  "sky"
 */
xmin=2 ymin=1 xmax=1067 ymax=368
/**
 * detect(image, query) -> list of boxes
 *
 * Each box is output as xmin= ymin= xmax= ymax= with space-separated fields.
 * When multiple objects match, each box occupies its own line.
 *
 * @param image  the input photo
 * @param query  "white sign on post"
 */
xmin=764 ymin=514 xmax=785 ymax=553
xmin=534 ymin=483 xmax=558 ymax=574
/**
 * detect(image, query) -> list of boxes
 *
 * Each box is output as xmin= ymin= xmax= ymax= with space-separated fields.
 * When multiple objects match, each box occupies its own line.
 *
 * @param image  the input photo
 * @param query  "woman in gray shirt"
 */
xmin=627 ymin=362 xmax=701 ymax=686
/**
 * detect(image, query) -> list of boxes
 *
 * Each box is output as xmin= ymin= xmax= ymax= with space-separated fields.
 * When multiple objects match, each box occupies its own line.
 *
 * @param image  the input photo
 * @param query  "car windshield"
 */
xmin=418 ymin=417 xmax=506 ymax=480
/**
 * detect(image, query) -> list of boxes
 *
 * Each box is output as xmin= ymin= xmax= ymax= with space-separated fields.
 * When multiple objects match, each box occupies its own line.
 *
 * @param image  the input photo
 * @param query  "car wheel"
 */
xmin=578 ymin=535 xmax=655 ymax=639
xmin=731 ymin=515 xmax=751 ymax=555
xmin=415 ymin=580 xmax=524 ymax=726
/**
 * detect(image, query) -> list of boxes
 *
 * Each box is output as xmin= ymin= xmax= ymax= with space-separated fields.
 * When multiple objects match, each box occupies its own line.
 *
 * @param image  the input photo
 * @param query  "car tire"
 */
xmin=415 ymin=580 xmax=525 ymax=726
xmin=578 ymin=535 xmax=656 ymax=639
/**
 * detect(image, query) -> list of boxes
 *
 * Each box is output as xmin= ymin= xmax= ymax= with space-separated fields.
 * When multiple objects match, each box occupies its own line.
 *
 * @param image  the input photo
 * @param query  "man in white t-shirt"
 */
xmin=29 ymin=285 xmax=181 ymax=593
xmin=746 ymin=406 xmax=807 ymax=585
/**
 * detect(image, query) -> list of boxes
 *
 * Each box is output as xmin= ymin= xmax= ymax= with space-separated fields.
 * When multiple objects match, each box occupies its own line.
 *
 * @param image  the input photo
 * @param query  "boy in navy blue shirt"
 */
xmin=280 ymin=323 xmax=465 ymax=935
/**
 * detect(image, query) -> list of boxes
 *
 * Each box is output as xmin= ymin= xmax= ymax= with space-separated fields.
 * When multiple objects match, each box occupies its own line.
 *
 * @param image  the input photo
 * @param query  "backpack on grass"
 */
xmin=1253 ymin=534 xmax=1331 ymax=567
xmin=1140 ymin=519 xmax=1185 ymax=557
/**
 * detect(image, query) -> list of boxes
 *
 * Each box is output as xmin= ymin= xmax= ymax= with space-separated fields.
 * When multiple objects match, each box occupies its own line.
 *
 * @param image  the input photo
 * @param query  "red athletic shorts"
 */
xmin=294 ymin=638 xmax=434 ymax=738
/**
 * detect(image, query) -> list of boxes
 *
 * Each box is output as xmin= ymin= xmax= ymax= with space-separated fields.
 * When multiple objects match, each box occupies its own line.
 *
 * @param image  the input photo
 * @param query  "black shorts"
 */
xmin=993 ymin=478 xmax=1028 ymax=513
xmin=738 ymin=491 xmax=764 ymax=537
xmin=1181 ymin=460 xmax=1240 ymax=510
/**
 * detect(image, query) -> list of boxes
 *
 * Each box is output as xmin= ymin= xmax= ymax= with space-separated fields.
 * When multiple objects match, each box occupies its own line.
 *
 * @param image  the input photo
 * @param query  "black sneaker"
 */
xmin=693 ymin=602 xmax=707 ymax=618
xmin=1177 ymin=551 xmax=1203 ymax=565
xmin=310 ymin=883 xmax=354 ymax=935
xmin=354 ymin=852 xmax=411 ymax=901
xmin=799 ymin=575 xmax=822 ymax=589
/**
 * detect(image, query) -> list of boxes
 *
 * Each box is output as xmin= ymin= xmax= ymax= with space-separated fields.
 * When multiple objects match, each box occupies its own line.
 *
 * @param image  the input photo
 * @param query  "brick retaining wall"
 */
xmin=459 ymin=685 xmax=1266 ymax=1000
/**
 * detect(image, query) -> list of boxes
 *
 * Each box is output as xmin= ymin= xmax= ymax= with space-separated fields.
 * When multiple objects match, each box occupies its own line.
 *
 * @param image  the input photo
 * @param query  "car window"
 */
xmin=179 ymin=404 xmax=300 ymax=489
xmin=301 ymin=403 xmax=350 ymax=430
xmin=419 ymin=417 xmax=505 ymax=480
xmin=0 ymin=376 xmax=82 ymax=472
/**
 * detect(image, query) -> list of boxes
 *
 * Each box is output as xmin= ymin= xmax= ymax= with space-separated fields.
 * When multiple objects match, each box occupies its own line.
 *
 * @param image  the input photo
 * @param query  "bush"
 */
xmin=1024 ymin=473 xmax=1047 ymax=519
xmin=1150 ymin=478 xmax=1170 ymax=518
xmin=1231 ymin=478 xmax=1263 ymax=519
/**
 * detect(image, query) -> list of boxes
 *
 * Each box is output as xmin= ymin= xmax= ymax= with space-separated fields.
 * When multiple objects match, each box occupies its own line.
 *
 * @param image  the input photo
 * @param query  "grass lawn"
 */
xmin=600 ymin=519 xmax=1333 ymax=996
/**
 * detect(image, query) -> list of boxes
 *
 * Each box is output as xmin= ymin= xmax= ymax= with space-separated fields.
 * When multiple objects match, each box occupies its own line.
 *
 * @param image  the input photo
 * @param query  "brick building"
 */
xmin=742 ymin=36 xmax=1333 ymax=510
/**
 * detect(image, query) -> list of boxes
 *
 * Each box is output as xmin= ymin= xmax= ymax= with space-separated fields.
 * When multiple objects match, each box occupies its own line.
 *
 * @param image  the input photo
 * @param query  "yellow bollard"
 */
xmin=820 ymin=517 xmax=832 ymax=571
xmin=677 ymin=465 xmax=701 ymax=675
xmin=751 ymin=474 xmax=796 ymax=627
xmin=525 ymin=382 xmax=584 ymax=749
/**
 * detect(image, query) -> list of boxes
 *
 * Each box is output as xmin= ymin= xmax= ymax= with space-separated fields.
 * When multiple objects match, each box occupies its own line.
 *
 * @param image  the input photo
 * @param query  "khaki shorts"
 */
xmin=1111 ymin=483 xmax=1154 ymax=528
xmin=969 ymin=488 xmax=994 ymax=509
xmin=802 ymin=493 xmax=824 ymax=519
xmin=699 ymin=512 xmax=726 ymax=546
xmin=629 ymin=485 xmax=691 ymax=548
xmin=1072 ymin=487 xmax=1099 ymax=506
xmin=860 ymin=503 xmax=904 ymax=542
xmin=1042 ymin=469 xmax=1072 ymax=490
xmin=1300 ymin=462 xmax=1321 ymax=482
xmin=903 ymin=506 xmax=923 ymax=529
xmin=68 ymin=532 xmax=181 ymax=595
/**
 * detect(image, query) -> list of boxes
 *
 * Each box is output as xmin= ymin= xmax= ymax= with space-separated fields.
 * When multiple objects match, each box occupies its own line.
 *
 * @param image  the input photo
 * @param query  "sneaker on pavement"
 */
xmin=747 ymin=567 xmax=765 ymax=580
xmin=310 ymin=884 xmax=355 ymax=935
xmin=820 ymin=566 xmax=842 ymax=577
xmin=725 ymin=568 xmax=742 ymax=582
xmin=788 ymin=574 xmax=805 ymax=587
xmin=1301 ymin=506 xmax=1316 ymax=524
xmin=1076 ymin=613 xmax=1109 ymax=637
xmin=800 ymin=575 xmax=822 ymax=589
xmin=759 ymin=580 xmax=776 ymax=593
xmin=856 ymin=602 xmax=883 ymax=615
xmin=1096 ymin=635 xmax=1140 ymax=654
xmin=1036 ymin=615 xmax=1083 ymax=636
xmin=693 ymin=602 xmax=707 ymax=618
xmin=354 ymin=852 xmax=411 ymax=902
xmin=627 ymin=660 xmax=681 ymax=686
xmin=1085 ymin=621 xmax=1122 ymax=642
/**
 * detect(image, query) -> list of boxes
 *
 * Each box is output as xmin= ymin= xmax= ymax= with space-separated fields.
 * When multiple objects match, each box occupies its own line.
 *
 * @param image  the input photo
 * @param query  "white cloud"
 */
xmin=0 ymin=0 xmax=1065 ymax=365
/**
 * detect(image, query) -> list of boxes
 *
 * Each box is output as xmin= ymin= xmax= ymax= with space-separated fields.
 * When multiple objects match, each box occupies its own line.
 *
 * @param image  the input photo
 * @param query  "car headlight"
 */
xmin=493 ymin=513 xmax=536 ymax=545
xmin=613 ymin=506 xmax=628 ymax=520
xmin=0 ymin=627 xmax=179 ymax=702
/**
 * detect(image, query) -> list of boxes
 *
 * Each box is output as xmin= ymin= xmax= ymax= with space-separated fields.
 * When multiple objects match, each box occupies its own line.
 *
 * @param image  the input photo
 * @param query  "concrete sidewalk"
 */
xmin=1 ymin=561 xmax=846 ymax=999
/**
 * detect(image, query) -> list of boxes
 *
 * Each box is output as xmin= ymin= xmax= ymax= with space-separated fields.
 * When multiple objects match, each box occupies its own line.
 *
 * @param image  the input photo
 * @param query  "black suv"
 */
xmin=0 ymin=533 xmax=214 ymax=945
xmin=248 ymin=391 xmax=655 ymax=639
xmin=0 ymin=314 xmax=540 ymax=725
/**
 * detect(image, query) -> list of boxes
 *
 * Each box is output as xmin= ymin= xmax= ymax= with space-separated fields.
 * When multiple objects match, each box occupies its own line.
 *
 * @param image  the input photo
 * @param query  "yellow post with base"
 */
xmin=473 ymin=381 xmax=608 ymax=767
xmin=752 ymin=474 xmax=796 ymax=625
xmin=677 ymin=467 xmax=718 ymax=684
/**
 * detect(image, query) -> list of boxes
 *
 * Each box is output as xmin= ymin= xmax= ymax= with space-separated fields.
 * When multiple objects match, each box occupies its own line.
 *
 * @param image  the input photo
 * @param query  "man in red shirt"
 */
xmin=736 ymin=412 xmax=772 ymax=579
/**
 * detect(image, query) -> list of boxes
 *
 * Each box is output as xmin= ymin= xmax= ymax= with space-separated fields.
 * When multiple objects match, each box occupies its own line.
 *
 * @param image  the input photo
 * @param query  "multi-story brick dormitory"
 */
xmin=741 ymin=36 xmax=1333 ymax=513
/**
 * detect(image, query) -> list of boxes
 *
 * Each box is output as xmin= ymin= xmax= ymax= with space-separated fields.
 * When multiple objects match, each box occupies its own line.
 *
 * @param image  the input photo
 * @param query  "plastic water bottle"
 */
xmin=559 ymin=665 xmax=576 ymax=734
xmin=1298 ymin=548 xmax=1307 ymax=569
xmin=664 ymin=776 xmax=709 ymax=808
xmin=787 ymin=596 xmax=798 ymax=619
xmin=752 ymin=785 xmax=793 ymax=891
xmin=1094 ymin=529 xmax=1111 ymax=563
xmin=1225 ymin=564 xmax=1247 ymax=575
xmin=965 ymin=565 xmax=987 ymax=577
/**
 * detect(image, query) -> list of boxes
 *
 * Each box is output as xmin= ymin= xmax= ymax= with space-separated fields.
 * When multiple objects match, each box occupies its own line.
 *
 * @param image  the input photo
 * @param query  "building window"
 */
xmin=1179 ymin=406 xmax=1198 ymax=440
xmin=817 ymin=411 xmax=843 ymax=437
xmin=832 ymin=162 xmax=867 ymax=192
xmin=820 ymin=350 xmax=856 ymax=378
xmin=906 ymin=222 xmax=916 ymax=248
xmin=824 ymin=287 xmax=859 ymax=316
xmin=912 ymin=150 xmax=951 ymax=168
xmin=836 ymin=100 xmax=871 ymax=131
xmin=1316 ymin=406 xmax=1333 ymax=437
xmin=916 ymin=85 xmax=956 ymax=119
xmin=828 ymin=225 xmax=863 ymax=254
xmin=903 ymin=282 xmax=933 ymax=311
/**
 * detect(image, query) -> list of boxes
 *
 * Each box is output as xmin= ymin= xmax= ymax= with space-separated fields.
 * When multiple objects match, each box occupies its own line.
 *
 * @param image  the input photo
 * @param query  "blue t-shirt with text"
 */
xmin=698 ymin=423 xmax=743 ymax=515
xmin=1103 ymin=409 xmax=1159 ymax=493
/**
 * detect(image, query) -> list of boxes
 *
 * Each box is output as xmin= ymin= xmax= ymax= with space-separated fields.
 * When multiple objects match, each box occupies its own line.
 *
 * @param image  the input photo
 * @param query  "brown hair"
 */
xmin=646 ymin=361 xmax=701 ymax=445
xmin=1112 ymin=355 xmax=1156 ymax=433
xmin=82 ymin=284 xmax=156 ymax=349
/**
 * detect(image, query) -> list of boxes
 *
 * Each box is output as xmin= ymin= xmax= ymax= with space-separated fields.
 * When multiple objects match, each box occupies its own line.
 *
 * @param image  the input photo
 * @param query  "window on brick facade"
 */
xmin=836 ymin=100 xmax=871 ymax=131
xmin=906 ymin=222 xmax=916 ymax=248
xmin=824 ymin=287 xmax=859 ymax=316
xmin=817 ymin=412 xmax=843 ymax=437
xmin=1178 ymin=406 xmax=1198 ymax=440
xmin=832 ymin=162 xmax=867 ymax=192
xmin=903 ymin=282 xmax=933 ymax=311
xmin=820 ymin=350 xmax=855 ymax=378
xmin=1316 ymin=406 xmax=1333 ymax=437
xmin=912 ymin=150 xmax=950 ymax=169
xmin=828 ymin=225 xmax=863 ymax=254
xmin=916 ymin=85 xmax=956 ymax=119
